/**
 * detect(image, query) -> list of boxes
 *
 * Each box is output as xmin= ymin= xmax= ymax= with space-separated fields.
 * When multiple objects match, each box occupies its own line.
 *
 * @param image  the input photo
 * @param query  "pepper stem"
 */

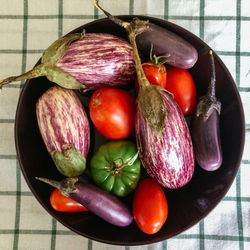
xmin=110 ymin=151 xmax=139 ymax=175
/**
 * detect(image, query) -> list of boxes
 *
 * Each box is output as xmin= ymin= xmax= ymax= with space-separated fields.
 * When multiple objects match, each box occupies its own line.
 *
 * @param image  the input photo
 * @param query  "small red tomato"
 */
xmin=135 ymin=61 xmax=167 ymax=93
xmin=50 ymin=189 xmax=87 ymax=212
xmin=166 ymin=67 xmax=196 ymax=115
xmin=133 ymin=178 xmax=168 ymax=234
xmin=89 ymin=87 xmax=135 ymax=139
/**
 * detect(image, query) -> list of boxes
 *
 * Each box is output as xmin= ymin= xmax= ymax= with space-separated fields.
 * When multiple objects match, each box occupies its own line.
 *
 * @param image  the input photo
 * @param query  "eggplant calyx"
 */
xmin=138 ymin=85 xmax=166 ymax=135
xmin=196 ymin=49 xmax=221 ymax=120
xmin=51 ymin=144 xmax=86 ymax=177
xmin=130 ymin=17 xmax=149 ymax=36
xmin=0 ymin=30 xmax=85 ymax=91
xmin=35 ymin=177 xmax=78 ymax=196
xmin=195 ymin=95 xmax=221 ymax=120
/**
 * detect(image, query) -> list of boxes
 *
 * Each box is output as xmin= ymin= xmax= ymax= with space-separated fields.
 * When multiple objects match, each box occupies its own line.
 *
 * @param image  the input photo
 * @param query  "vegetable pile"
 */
xmin=0 ymin=0 xmax=223 ymax=235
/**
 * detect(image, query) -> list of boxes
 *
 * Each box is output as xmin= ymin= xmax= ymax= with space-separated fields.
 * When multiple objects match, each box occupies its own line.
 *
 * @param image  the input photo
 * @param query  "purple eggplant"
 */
xmin=136 ymin=23 xmax=198 ymax=69
xmin=36 ymin=177 xmax=133 ymax=227
xmin=36 ymin=86 xmax=90 ymax=177
xmin=94 ymin=1 xmax=195 ymax=188
xmin=191 ymin=50 xmax=222 ymax=171
xmin=135 ymin=91 xmax=195 ymax=189
xmin=0 ymin=31 xmax=136 ymax=91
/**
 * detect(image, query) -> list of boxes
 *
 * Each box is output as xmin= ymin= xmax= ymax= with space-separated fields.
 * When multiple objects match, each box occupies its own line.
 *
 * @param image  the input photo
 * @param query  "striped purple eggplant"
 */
xmin=0 ymin=31 xmax=136 ymax=91
xmin=57 ymin=33 xmax=136 ymax=90
xmin=94 ymin=4 xmax=195 ymax=188
xmin=135 ymin=91 xmax=195 ymax=189
xmin=36 ymin=86 xmax=90 ymax=177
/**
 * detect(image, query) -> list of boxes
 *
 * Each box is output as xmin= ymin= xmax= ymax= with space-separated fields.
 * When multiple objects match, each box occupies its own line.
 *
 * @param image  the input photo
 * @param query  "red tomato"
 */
xmin=135 ymin=61 xmax=167 ymax=93
xmin=166 ymin=67 xmax=196 ymax=115
xmin=50 ymin=189 xmax=87 ymax=212
xmin=133 ymin=178 xmax=168 ymax=234
xmin=89 ymin=87 xmax=135 ymax=139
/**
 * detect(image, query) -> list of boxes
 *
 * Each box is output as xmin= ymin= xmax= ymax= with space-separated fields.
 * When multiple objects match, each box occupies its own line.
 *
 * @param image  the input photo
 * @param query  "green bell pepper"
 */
xmin=90 ymin=140 xmax=141 ymax=197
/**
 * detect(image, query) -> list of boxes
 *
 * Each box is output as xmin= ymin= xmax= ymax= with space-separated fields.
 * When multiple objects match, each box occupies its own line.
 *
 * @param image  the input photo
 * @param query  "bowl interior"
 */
xmin=15 ymin=16 xmax=245 ymax=246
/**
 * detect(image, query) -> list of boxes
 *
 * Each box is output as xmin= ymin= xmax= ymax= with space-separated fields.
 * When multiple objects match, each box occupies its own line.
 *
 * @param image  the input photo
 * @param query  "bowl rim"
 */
xmin=14 ymin=15 xmax=246 ymax=246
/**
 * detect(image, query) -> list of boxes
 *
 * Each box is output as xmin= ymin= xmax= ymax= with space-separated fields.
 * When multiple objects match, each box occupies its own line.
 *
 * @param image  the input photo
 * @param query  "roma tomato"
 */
xmin=135 ymin=61 xmax=167 ymax=93
xmin=89 ymin=88 xmax=135 ymax=139
xmin=166 ymin=67 xmax=196 ymax=115
xmin=133 ymin=178 xmax=168 ymax=234
xmin=50 ymin=188 xmax=87 ymax=212
xmin=90 ymin=140 xmax=141 ymax=197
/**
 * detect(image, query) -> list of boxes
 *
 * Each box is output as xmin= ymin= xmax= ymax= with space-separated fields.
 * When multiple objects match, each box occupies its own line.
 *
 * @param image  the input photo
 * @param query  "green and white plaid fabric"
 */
xmin=0 ymin=0 xmax=249 ymax=249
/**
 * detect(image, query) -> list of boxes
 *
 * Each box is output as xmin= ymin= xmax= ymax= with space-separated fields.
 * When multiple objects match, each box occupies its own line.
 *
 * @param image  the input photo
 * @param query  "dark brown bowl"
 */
xmin=15 ymin=16 xmax=245 ymax=246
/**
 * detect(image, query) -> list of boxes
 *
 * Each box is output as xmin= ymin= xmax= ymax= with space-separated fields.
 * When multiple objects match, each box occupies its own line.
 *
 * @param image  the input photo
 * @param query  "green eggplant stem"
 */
xmin=36 ymin=177 xmax=78 ymax=196
xmin=35 ymin=177 xmax=61 ymax=189
xmin=0 ymin=30 xmax=85 ymax=91
xmin=93 ymin=0 xmax=167 ymax=135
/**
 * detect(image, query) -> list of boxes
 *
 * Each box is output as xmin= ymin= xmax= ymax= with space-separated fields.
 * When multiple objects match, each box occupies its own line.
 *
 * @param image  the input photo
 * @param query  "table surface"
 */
xmin=0 ymin=0 xmax=250 ymax=249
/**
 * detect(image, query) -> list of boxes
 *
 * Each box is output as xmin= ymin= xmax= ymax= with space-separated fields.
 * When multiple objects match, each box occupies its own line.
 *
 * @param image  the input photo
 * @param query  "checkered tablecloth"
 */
xmin=0 ymin=0 xmax=250 ymax=249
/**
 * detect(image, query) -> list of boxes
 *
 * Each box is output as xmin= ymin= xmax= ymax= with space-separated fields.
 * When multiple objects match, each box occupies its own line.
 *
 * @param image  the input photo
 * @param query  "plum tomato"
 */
xmin=135 ymin=61 xmax=167 ymax=93
xmin=166 ymin=67 xmax=196 ymax=115
xmin=89 ymin=87 xmax=136 ymax=139
xmin=133 ymin=178 xmax=168 ymax=234
xmin=50 ymin=188 xmax=87 ymax=212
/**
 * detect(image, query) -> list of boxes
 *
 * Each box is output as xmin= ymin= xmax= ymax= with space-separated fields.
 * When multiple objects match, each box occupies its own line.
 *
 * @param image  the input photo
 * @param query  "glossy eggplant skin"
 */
xmin=71 ymin=181 xmax=133 ymax=227
xmin=36 ymin=177 xmax=133 ymax=227
xmin=191 ymin=109 xmax=222 ymax=171
xmin=0 ymin=32 xmax=136 ymax=91
xmin=136 ymin=23 xmax=198 ymax=69
xmin=135 ymin=91 xmax=195 ymax=189
xmin=57 ymin=33 xmax=136 ymax=90
xmin=190 ymin=50 xmax=222 ymax=171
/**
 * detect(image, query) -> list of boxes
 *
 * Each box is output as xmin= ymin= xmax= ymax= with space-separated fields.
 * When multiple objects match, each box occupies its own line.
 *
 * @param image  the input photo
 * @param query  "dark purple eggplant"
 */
xmin=94 ymin=1 xmax=195 ymax=188
xmin=191 ymin=50 xmax=222 ymax=171
xmin=0 ymin=31 xmax=136 ymax=91
xmin=36 ymin=177 xmax=133 ymax=227
xmin=136 ymin=23 xmax=198 ymax=69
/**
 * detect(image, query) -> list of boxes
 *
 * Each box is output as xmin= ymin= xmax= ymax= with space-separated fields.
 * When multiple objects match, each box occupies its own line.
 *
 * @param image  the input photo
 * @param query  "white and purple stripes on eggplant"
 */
xmin=135 ymin=91 xmax=194 ymax=189
xmin=57 ymin=33 xmax=136 ymax=89
xmin=36 ymin=86 xmax=90 ymax=157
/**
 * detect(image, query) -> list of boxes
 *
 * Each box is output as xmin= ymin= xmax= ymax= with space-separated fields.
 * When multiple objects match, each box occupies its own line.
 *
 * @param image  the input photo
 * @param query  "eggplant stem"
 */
xmin=36 ymin=177 xmax=78 ymax=196
xmin=94 ymin=0 xmax=167 ymax=135
xmin=208 ymin=50 xmax=216 ymax=100
xmin=93 ymin=0 xmax=149 ymax=89
xmin=93 ymin=0 xmax=126 ymax=28
xmin=35 ymin=177 xmax=61 ymax=189
xmin=0 ymin=64 xmax=46 ymax=90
